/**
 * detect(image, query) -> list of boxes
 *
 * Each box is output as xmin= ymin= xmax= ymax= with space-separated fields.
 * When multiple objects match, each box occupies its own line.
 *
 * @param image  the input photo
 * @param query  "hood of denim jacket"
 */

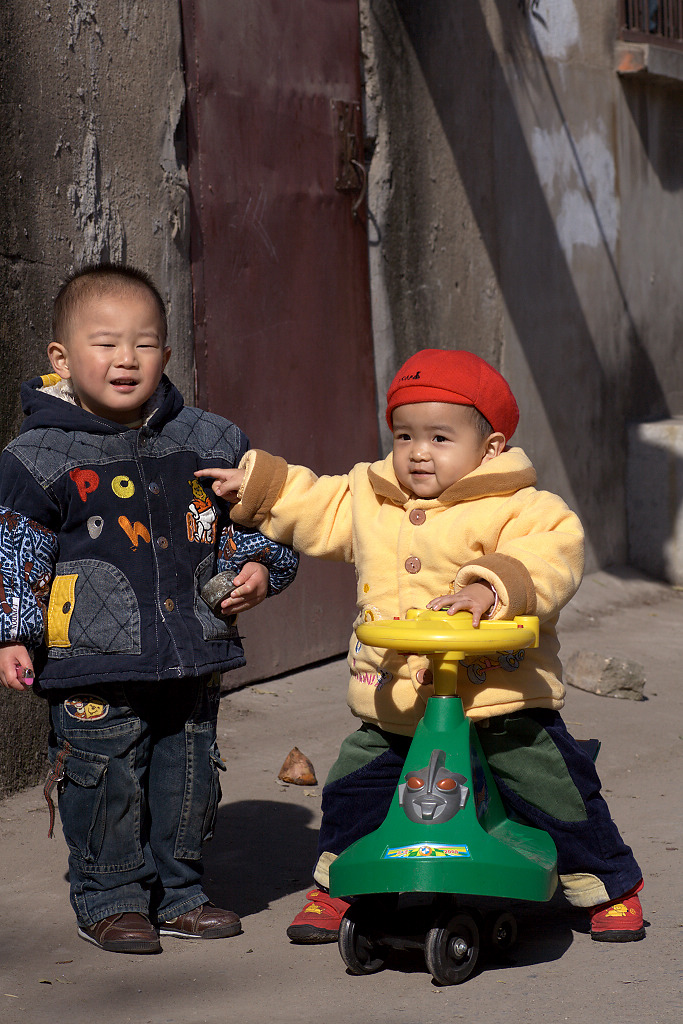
xmin=18 ymin=372 xmax=184 ymax=436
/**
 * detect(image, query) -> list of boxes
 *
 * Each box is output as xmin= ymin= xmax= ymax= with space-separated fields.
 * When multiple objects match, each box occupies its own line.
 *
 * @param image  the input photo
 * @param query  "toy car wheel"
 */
xmin=338 ymin=901 xmax=390 ymax=976
xmin=424 ymin=911 xmax=480 ymax=985
xmin=488 ymin=911 xmax=517 ymax=952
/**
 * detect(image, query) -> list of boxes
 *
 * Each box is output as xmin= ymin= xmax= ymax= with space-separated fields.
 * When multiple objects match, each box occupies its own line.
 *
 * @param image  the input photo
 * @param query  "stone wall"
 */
xmin=0 ymin=0 xmax=193 ymax=797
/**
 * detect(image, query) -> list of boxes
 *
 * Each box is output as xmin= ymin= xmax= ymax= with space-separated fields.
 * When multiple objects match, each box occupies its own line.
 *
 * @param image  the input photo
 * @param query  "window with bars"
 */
xmin=620 ymin=1 xmax=683 ymax=50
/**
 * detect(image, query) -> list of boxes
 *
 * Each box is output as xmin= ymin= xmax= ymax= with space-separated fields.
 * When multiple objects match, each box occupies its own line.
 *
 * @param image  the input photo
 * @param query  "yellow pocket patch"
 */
xmin=47 ymin=574 xmax=78 ymax=648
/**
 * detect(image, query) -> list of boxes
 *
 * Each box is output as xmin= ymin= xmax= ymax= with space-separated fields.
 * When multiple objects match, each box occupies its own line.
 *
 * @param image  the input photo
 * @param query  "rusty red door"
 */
xmin=181 ymin=0 xmax=377 ymax=683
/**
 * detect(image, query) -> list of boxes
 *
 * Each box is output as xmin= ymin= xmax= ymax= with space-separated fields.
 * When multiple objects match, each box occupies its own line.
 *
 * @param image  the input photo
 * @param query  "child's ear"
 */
xmin=481 ymin=432 xmax=506 ymax=464
xmin=47 ymin=341 xmax=70 ymax=379
xmin=162 ymin=347 xmax=172 ymax=369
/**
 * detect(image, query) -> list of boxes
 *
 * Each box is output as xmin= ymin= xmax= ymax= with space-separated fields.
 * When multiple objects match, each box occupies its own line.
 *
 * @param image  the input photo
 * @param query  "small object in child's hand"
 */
xmin=19 ymin=668 xmax=34 ymax=685
xmin=200 ymin=570 xmax=237 ymax=613
xmin=278 ymin=747 xmax=318 ymax=786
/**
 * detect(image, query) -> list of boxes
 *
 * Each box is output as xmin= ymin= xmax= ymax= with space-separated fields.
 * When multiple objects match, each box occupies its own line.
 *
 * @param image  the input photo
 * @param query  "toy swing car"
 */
xmin=329 ymin=609 xmax=576 ymax=985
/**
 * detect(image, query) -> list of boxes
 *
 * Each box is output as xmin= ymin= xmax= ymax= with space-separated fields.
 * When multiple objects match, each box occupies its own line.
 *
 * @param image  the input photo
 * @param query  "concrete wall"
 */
xmin=360 ymin=0 xmax=680 ymax=573
xmin=0 ymin=0 xmax=193 ymax=798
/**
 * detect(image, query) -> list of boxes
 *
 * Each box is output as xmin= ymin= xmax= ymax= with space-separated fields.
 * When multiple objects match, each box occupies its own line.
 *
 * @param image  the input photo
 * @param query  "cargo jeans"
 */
xmin=45 ymin=675 xmax=224 ymax=926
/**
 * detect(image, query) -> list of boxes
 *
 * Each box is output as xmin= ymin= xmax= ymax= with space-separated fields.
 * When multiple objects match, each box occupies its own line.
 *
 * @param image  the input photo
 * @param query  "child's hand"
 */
xmin=194 ymin=467 xmax=245 ymax=502
xmin=219 ymin=562 xmax=269 ymax=614
xmin=427 ymin=582 xmax=496 ymax=628
xmin=0 ymin=642 xmax=35 ymax=691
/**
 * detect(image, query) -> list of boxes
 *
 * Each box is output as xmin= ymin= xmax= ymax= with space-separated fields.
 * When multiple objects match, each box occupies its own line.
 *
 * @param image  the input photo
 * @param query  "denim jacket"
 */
xmin=0 ymin=374 xmax=298 ymax=688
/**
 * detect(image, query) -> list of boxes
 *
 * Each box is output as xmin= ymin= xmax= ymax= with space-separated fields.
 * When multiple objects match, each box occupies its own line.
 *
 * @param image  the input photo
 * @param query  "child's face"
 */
xmin=48 ymin=287 xmax=170 ymax=424
xmin=391 ymin=402 xmax=501 ymax=498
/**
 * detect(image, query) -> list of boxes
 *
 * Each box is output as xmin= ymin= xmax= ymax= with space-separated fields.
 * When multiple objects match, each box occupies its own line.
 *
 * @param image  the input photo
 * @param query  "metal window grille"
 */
xmin=620 ymin=1 xmax=683 ymax=49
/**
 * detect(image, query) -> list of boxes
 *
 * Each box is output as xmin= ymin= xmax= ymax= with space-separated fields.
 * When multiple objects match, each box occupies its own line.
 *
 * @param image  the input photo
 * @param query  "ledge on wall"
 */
xmin=626 ymin=418 xmax=683 ymax=586
xmin=616 ymin=40 xmax=683 ymax=84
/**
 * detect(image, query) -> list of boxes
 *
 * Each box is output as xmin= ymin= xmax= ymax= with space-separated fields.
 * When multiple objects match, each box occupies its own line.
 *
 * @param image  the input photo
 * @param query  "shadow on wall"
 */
xmin=619 ymin=76 xmax=683 ymax=193
xmin=391 ymin=0 xmax=668 ymax=558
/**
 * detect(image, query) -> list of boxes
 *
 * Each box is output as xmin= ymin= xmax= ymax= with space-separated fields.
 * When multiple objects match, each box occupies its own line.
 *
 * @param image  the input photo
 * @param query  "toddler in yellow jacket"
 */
xmin=196 ymin=348 xmax=645 ymax=945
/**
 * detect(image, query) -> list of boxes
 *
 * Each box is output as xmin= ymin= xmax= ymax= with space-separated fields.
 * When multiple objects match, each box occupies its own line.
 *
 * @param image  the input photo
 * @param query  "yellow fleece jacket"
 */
xmin=230 ymin=447 xmax=584 ymax=735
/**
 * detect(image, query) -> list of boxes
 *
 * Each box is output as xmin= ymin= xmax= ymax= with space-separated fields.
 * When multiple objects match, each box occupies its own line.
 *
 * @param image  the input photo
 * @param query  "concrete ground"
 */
xmin=1 ymin=568 xmax=681 ymax=1024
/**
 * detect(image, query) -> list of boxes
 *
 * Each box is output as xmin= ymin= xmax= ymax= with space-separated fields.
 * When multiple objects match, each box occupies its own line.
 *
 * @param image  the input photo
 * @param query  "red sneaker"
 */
xmin=590 ymin=880 xmax=646 ymax=942
xmin=286 ymin=889 xmax=351 ymax=944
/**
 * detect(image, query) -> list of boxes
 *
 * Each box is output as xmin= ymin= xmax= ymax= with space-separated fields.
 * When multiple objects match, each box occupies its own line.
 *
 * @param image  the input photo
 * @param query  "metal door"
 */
xmin=181 ymin=0 xmax=377 ymax=683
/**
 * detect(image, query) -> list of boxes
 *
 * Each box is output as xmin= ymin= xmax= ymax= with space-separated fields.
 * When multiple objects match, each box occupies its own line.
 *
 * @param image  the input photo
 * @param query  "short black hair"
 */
xmin=52 ymin=264 xmax=168 ymax=345
xmin=465 ymin=404 xmax=494 ymax=441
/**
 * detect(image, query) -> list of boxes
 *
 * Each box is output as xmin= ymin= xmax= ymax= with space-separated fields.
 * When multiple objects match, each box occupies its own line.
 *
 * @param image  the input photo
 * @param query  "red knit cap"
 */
xmin=386 ymin=349 xmax=519 ymax=441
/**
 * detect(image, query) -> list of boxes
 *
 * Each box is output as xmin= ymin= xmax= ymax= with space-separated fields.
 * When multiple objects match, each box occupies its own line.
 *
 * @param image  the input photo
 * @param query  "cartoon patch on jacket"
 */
xmin=186 ymin=479 xmax=217 ymax=544
xmin=464 ymin=648 xmax=526 ymax=685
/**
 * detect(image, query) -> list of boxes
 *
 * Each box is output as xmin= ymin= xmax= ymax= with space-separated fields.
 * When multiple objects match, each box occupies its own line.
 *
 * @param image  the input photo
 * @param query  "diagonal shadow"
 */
xmin=390 ymin=0 xmax=668 ymax=553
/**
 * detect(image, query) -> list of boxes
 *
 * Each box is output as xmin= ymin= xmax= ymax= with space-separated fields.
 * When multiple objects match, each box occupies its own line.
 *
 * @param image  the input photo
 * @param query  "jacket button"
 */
xmin=149 ymin=482 xmax=160 ymax=495
xmin=157 ymin=536 xmax=169 ymax=549
xmin=409 ymin=509 xmax=426 ymax=526
xmin=164 ymin=598 xmax=175 ymax=612
xmin=405 ymin=556 xmax=421 ymax=574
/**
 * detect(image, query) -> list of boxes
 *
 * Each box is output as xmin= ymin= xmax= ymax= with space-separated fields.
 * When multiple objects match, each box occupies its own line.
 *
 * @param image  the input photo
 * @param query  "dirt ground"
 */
xmin=1 ymin=569 xmax=681 ymax=1024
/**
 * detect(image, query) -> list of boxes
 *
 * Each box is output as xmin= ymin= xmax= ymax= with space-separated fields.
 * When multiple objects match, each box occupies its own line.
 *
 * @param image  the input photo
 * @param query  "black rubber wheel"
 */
xmin=424 ymin=911 xmax=480 ymax=985
xmin=338 ymin=900 xmax=390 ymax=975
xmin=488 ymin=911 xmax=517 ymax=952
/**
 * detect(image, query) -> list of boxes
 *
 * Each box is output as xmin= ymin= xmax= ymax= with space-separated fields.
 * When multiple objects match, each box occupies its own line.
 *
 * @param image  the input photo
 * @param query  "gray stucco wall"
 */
xmin=360 ymin=0 xmax=679 ymax=572
xmin=0 ymin=0 xmax=193 ymax=798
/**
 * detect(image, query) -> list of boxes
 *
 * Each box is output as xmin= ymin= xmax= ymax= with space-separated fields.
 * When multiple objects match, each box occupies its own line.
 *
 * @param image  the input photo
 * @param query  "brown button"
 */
xmin=157 ymin=536 xmax=169 ymax=549
xmin=416 ymin=668 xmax=433 ymax=685
xmin=409 ymin=509 xmax=426 ymax=526
xmin=405 ymin=556 xmax=421 ymax=574
xmin=164 ymin=598 xmax=175 ymax=612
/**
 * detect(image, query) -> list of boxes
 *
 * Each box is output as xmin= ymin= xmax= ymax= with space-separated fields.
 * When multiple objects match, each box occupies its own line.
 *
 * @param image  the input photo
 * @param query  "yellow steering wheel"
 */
xmin=355 ymin=609 xmax=539 ymax=696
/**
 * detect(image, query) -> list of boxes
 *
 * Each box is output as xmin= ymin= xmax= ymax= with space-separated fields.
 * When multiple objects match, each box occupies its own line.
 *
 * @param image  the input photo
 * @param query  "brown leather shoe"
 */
xmin=159 ymin=903 xmax=241 ymax=939
xmin=78 ymin=912 xmax=161 ymax=953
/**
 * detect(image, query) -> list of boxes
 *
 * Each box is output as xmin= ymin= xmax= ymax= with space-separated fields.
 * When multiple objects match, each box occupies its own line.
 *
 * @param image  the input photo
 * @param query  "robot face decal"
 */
xmin=398 ymin=749 xmax=469 ymax=824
